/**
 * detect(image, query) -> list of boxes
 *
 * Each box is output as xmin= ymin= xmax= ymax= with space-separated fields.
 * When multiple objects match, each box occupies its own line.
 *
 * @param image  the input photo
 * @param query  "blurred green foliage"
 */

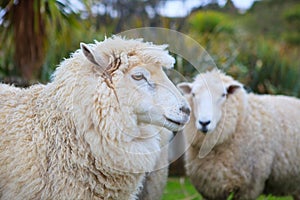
xmin=1 ymin=0 xmax=300 ymax=98
xmin=284 ymin=4 xmax=300 ymax=23
xmin=283 ymin=4 xmax=300 ymax=45
xmin=188 ymin=10 xmax=234 ymax=34
xmin=181 ymin=0 xmax=300 ymax=97
xmin=235 ymin=37 xmax=300 ymax=96
xmin=0 ymin=0 xmax=96 ymax=83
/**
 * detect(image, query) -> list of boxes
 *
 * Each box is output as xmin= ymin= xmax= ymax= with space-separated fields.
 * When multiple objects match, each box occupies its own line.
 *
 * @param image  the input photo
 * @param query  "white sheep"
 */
xmin=0 ymin=36 xmax=191 ymax=200
xmin=137 ymin=127 xmax=173 ymax=200
xmin=178 ymin=69 xmax=300 ymax=200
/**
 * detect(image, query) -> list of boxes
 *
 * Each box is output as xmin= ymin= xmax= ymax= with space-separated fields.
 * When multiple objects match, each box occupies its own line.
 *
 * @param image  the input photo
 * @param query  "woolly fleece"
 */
xmin=182 ymin=70 xmax=300 ymax=199
xmin=0 ymin=36 xmax=184 ymax=200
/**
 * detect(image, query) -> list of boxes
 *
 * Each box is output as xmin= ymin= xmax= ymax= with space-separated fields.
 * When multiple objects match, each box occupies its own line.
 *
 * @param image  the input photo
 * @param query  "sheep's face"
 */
xmin=178 ymin=72 xmax=240 ymax=134
xmin=80 ymin=42 xmax=190 ymax=132
xmin=116 ymin=63 xmax=191 ymax=132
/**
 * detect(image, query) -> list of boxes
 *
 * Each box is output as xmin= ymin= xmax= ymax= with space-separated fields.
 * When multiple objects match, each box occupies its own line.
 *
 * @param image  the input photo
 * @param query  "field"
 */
xmin=162 ymin=177 xmax=293 ymax=200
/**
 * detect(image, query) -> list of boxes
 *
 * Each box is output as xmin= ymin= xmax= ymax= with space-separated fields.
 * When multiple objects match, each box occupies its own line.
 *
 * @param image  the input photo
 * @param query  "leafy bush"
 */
xmin=188 ymin=10 xmax=234 ymax=35
xmin=236 ymin=37 xmax=300 ymax=96
xmin=185 ymin=21 xmax=300 ymax=97
xmin=283 ymin=4 xmax=300 ymax=24
xmin=41 ymin=20 xmax=105 ymax=82
xmin=283 ymin=4 xmax=300 ymax=45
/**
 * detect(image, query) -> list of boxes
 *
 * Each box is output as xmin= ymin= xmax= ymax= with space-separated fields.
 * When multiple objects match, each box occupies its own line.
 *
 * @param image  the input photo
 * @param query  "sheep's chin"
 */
xmin=162 ymin=119 xmax=185 ymax=132
xmin=136 ymin=113 xmax=188 ymax=132
xmin=196 ymin=127 xmax=215 ymax=135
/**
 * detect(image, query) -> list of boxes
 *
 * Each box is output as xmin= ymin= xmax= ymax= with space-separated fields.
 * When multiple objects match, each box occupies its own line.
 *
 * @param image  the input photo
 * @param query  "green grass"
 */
xmin=162 ymin=177 xmax=293 ymax=200
xmin=162 ymin=177 xmax=202 ymax=200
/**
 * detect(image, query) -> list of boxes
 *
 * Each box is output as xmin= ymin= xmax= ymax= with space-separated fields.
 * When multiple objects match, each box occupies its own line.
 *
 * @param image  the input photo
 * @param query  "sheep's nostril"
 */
xmin=199 ymin=120 xmax=211 ymax=126
xmin=180 ymin=106 xmax=190 ymax=116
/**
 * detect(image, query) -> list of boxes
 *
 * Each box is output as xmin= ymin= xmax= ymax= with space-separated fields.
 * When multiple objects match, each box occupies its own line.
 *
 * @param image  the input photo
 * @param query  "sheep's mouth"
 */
xmin=164 ymin=116 xmax=184 ymax=126
xmin=200 ymin=128 xmax=208 ymax=134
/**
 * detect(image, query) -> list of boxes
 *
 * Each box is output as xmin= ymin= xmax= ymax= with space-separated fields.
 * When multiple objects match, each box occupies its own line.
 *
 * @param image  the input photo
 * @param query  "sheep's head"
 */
xmin=178 ymin=70 xmax=242 ymax=134
xmin=80 ymin=37 xmax=190 ymax=133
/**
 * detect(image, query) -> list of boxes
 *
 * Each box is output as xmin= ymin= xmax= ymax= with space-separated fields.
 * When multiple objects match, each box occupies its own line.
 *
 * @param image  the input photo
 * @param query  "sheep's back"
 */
xmin=0 ymin=83 xmax=46 ymax=199
xmin=253 ymin=94 xmax=300 ymax=195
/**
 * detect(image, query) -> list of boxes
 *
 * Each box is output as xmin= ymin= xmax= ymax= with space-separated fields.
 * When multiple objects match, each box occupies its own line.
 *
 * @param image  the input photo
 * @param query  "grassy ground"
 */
xmin=162 ymin=177 xmax=201 ymax=200
xmin=162 ymin=177 xmax=293 ymax=200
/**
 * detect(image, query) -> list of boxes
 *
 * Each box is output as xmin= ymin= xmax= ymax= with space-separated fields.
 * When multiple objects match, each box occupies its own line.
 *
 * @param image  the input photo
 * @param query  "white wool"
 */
xmin=181 ymin=70 xmax=300 ymax=199
xmin=137 ymin=127 xmax=173 ymax=200
xmin=0 ymin=36 xmax=185 ymax=200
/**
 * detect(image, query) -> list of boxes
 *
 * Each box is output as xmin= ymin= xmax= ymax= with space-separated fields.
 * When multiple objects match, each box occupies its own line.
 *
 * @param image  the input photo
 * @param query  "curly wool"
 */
xmin=184 ymin=70 xmax=300 ymax=199
xmin=0 ymin=36 xmax=175 ymax=200
xmin=137 ymin=127 xmax=172 ymax=200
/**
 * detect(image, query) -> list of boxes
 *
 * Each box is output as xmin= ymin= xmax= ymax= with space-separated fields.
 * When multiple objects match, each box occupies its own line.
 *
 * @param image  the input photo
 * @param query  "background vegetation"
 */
xmin=162 ymin=177 xmax=293 ymax=200
xmin=1 ymin=0 xmax=300 ymax=96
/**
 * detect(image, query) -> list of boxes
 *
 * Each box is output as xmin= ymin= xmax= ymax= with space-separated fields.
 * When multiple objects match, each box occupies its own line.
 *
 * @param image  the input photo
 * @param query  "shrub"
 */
xmin=188 ymin=10 xmax=234 ymax=34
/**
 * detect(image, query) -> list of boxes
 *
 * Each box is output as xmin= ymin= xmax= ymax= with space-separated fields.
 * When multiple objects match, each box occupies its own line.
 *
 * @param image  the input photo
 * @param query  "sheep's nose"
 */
xmin=180 ymin=105 xmax=190 ymax=116
xmin=199 ymin=120 xmax=211 ymax=126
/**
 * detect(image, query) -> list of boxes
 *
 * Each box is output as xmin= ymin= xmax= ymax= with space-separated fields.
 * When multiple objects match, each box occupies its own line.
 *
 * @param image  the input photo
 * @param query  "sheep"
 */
xmin=138 ymin=126 xmax=188 ymax=200
xmin=0 ymin=36 xmax=191 ymax=200
xmin=137 ymin=127 xmax=172 ymax=200
xmin=177 ymin=69 xmax=300 ymax=200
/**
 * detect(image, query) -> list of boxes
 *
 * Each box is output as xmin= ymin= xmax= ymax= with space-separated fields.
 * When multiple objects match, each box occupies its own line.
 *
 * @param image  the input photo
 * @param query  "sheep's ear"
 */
xmin=80 ymin=43 xmax=101 ymax=67
xmin=177 ymin=82 xmax=192 ymax=94
xmin=81 ymin=43 xmax=109 ymax=73
xmin=226 ymin=84 xmax=241 ymax=95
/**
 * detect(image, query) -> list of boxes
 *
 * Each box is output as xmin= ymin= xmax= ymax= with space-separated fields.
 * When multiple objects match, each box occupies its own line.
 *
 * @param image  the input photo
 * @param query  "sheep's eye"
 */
xmin=131 ymin=73 xmax=145 ymax=81
xmin=222 ymin=93 xmax=227 ymax=97
xmin=192 ymin=93 xmax=195 ymax=97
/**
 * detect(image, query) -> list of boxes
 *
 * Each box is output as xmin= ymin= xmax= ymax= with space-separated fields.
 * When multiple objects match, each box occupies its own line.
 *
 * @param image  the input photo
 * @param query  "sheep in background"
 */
xmin=0 ymin=36 xmax=190 ymax=199
xmin=178 ymin=69 xmax=300 ymax=199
